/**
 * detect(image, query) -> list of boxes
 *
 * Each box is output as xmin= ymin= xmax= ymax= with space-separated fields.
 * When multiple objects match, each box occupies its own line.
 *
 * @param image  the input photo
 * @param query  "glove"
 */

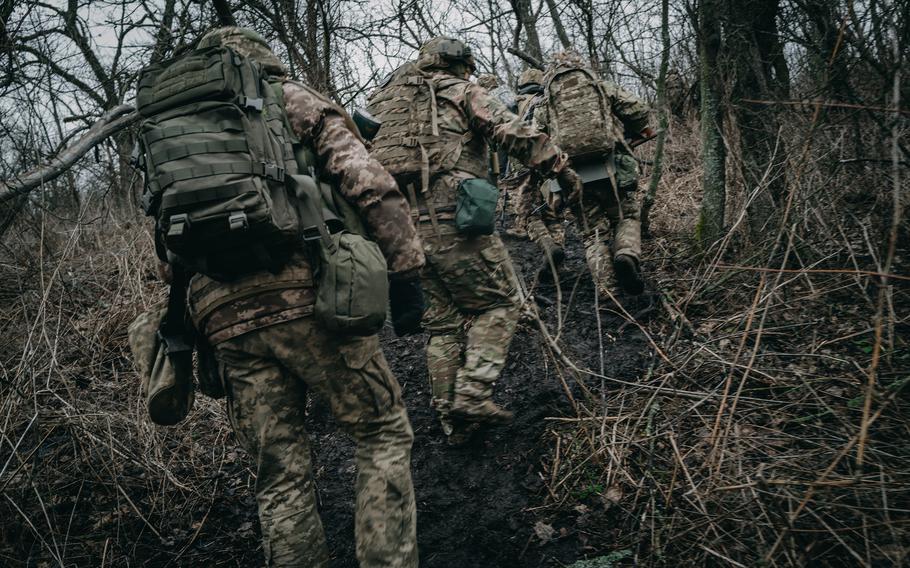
xmin=555 ymin=167 xmax=583 ymax=211
xmin=389 ymin=278 xmax=425 ymax=336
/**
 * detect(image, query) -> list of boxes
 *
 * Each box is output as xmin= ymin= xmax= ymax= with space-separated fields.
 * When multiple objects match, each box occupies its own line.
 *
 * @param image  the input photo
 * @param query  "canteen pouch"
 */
xmin=128 ymin=307 xmax=195 ymax=426
xmin=314 ymin=232 xmax=389 ymax=336
xmin=455 ymin=178 xmax=499 ymax=236
xmin=287 ymin=174 xmax=389 ymax=336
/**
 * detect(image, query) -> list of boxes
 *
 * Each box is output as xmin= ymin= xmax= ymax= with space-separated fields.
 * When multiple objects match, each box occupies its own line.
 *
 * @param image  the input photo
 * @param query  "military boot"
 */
xmin=450 ymin=398 xmax=514 ymax=425
xmin=537 ymin=235 xmax=566 ymax=279
xmin=614 ymin=254 xmax=644 ymax=295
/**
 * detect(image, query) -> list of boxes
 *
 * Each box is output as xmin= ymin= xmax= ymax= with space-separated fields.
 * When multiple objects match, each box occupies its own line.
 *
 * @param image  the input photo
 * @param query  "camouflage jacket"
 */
xmin=369 ymin=68 xmax=569 ymax=221
xmin=189 ymin=81 xmax=424 ymax=343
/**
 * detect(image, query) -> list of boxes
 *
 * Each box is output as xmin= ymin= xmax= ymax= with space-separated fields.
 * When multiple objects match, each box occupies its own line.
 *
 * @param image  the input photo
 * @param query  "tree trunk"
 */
xmin=726 ymin=0 xmax=788 ymax=239
xmin=696 ymin=0 xmax=726 ymax=245
xmin=641 ymin=0 xmax=670 ymax=237
xmin=544 ymin=0 xmax=571 ymax=49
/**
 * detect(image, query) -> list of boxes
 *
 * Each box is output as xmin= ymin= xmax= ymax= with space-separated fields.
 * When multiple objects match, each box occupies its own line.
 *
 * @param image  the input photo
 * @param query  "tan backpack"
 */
xmin=367 ymin=63 xmax=483 ymax=188
xmin=543 ymin=65 xmax=621 ymax=161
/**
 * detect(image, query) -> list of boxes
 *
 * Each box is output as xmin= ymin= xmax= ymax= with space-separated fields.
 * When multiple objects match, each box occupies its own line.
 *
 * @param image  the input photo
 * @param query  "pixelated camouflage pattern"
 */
xmin=550 ymin=50 xmax=588 ymax=68
xmin=517 ymin=68 xmax=544 ymax=88
xmin=197 ymin=27 xmax=288 ymax=76
xmin=283 ymin=81 xmax=424 ymax=276
xmin=476 ymin=74 xmax=499 ymax=89
xmin=215 ymin=318 xmax=417 ymax=568
xmin=420 ymin=225 xmax=521 ymax=424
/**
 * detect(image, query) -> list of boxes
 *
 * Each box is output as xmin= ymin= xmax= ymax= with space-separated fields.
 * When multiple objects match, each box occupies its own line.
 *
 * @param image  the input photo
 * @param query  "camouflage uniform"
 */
xmin=536 ymin=55 xmax=651 ymax=295
xmin=185 ymin=28 xmax=422 ymax=568
xmin=367 ymin=37 xmax=574 ymax=434
xmin=504 ymin=68 xmax=567 ymax=267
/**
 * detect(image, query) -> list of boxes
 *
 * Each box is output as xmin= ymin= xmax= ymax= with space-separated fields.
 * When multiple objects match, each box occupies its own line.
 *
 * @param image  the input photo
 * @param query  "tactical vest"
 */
xmin=542 ymin=65 xmax=624 ymax=162
xmin=367 ymin=64 xmax=487 ymax=191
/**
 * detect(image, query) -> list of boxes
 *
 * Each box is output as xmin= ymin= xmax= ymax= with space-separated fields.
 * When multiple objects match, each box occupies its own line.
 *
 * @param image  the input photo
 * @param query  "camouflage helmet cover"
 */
xmin=517 ymin=68 xmax=544 ymax=87
xmin=417 ymin=36 xmax=477 ymax=73
xmin=476 ymin=73 xmax=499 ymax=89
xmin=198 ymin=26 xmax=287 ymax=76
xmin=549 ymin=50 xmax=588 ymax=69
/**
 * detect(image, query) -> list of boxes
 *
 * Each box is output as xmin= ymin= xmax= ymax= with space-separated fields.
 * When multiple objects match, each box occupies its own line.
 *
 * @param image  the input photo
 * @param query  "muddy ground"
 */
xmin=308 ymin=229 xmax=652 ymax=567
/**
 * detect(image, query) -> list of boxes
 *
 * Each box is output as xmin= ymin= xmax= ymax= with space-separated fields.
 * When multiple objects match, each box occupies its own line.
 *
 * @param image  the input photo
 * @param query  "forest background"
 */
xmin=0 ymin=0 xmax=907 ymax=566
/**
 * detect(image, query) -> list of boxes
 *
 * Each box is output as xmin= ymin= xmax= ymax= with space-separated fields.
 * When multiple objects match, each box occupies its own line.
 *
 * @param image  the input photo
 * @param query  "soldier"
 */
xmin=367 ymin=37 xmax=582 ymax=443
xmin=536 ymin=52 xmax=653 ymax=296
xmin=665 ymin=68 xmax=688 ymax=119
xmin=504 ymin=67 xmax=568 ymax=276
xmin=180 ymin=28 xmax=423 ymax=568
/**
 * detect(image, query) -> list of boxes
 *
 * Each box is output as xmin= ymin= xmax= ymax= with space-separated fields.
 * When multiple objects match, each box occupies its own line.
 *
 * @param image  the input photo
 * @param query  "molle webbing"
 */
xmin=144 ymin=120 xmax=244 ymax=144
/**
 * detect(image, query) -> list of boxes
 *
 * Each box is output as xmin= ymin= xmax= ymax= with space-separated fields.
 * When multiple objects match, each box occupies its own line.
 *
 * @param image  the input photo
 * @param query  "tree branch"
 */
xmin=0 ymin=105 xmax=138 ymax=203
xmin=507 ymin=46 xmax=544 ymax=70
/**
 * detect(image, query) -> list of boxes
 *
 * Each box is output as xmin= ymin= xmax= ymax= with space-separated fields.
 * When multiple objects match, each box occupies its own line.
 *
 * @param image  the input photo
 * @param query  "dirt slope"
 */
xmin=309 ymin=233 xmax=651 ymax=567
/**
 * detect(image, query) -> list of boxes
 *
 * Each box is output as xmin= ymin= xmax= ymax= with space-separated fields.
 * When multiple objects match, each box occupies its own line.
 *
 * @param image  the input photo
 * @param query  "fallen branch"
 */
xmin=0 ymin=104 xmax=139 ymax=203
xmin=507 ymin=47 xmax=545 ymax=70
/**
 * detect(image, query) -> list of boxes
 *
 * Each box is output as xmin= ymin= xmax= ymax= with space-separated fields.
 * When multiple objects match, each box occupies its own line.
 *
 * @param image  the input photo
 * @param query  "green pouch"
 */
xmin=455 ymin=178 xmax=499 ymax=235
xmin=287 ymin=174 xmax=389 ymax=336
xmin=314 ymin=232 xmax=389 ymax=336
xmin=127 ymin=307 xmax=195 ymax=426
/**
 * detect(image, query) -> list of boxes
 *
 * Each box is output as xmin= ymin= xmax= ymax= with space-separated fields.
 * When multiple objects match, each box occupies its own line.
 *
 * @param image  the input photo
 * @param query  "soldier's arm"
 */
xmin=282 ymin=82 xmax=425 ymax=278
xmin=603 ymin=82 xmax=651 ymax=136
xmin=463 ymin=84 xmax=568 ymax=177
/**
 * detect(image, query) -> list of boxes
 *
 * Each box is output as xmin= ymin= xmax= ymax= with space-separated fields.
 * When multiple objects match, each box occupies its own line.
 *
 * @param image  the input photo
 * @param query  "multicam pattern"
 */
xmin=532 ymin=71 xmax=651 ymax=294
xmin=419 ymin=225 xmax=521 ymax=423
xmin=570 ymin=162 xmax=643 ymax=294
xmin=214 ymin=319 xmax=417 ymax=568
xmin=368 ymin=61 xmax=573 ymax=427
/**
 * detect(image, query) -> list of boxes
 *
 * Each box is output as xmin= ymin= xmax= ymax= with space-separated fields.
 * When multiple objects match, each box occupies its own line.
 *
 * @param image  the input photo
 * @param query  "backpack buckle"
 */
xmin=263 ymin=163 xmax=285 ymax=181
xmin=238 ymin=96 xmax=263 ymax=111
xmin=229 ymin=212 xmax=249 ymax=231
xmin=167 ymin=214 xmax=190 ymax=238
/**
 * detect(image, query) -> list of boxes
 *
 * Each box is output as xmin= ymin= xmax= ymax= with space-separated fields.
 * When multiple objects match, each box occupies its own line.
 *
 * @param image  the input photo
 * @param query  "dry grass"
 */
xmin=0 ymin=109 xmax=906 ymax=567
xmin=0 ymin=197 xmax=260 ymax=566
xmin=531 ymin=113 xmax=909 ymax=566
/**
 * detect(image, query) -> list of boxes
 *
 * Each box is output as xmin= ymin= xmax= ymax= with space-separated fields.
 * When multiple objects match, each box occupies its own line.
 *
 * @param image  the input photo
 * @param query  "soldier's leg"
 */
xmin=268 ymin=320 xmax=418 ymax=568
xmin=530 ymin=179 xmax=567 ymax=278
xmin=573 ymin=188 xmax=616 ymax=296
xmin=612 ymin=155 xmax=645 ymax=294
xmin=420 ymin=262 xmax=467 ymax=436
xmin=215 ymin=328 xmax=330 ymax=568
xmin=504 ymin=172 xmax=534 ymax=238
xmin=431 ymin=234 xmax=521 ymax=424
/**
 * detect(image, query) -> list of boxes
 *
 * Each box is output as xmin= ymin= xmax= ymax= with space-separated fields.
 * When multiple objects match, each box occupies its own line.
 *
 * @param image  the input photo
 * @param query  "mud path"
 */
xmin=309 ymin=233 xmax=652 ymax=567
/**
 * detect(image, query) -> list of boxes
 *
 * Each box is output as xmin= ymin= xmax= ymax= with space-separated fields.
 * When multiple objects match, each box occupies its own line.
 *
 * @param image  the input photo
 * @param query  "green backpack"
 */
xmin=136 ymin=42 xmax=300 ymax=281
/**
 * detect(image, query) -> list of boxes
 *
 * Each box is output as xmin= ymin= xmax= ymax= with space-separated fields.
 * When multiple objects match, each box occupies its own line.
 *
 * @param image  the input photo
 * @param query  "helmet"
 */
xmin=198 ymin=27 xmax=287 ymax=76
xmin=417 ymin=37 xmax=477 ymax=73
xmin=549 ymin=50 xmax=588 ymax=69
xmin=517 ymin=68 xmax=544 ymax=88
xmin=476 ymin=74 xmax=499 ymax=89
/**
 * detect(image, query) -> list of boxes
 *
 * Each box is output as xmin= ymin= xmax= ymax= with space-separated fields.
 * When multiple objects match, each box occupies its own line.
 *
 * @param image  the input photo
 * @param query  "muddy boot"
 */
xmin=450 ymin=398 xmax=514 ymax=425
xmin=446 ymin=422 xmax=480 ymax=446
xmin=614 ymin=254 xmax=644 ymax=295
xmin=537 ymin=236 xmax=566 ymax=280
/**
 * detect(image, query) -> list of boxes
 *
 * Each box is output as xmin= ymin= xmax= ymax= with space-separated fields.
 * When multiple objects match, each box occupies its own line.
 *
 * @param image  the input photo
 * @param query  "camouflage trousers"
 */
xmin=504 ymin=171 xmax=565 ymax=247
xmin=418 ymin=223 xmax=521 ymax=431
xmin=570 ymin=177 xmax=641 ymax=295
xmin=213 ymin=318 xmax=417 ymax=568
